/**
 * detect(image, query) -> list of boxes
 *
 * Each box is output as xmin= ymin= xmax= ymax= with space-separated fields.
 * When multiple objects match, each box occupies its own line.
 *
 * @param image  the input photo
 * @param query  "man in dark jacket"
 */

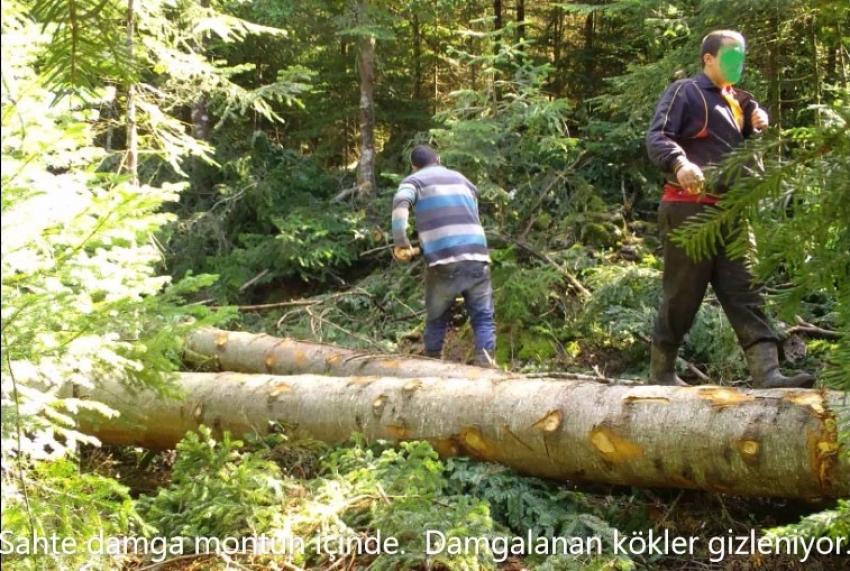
xmin=391 ymin=145 xmax=498 ymax=368
xmin=645 ymin=30 xmax=814 ymax=388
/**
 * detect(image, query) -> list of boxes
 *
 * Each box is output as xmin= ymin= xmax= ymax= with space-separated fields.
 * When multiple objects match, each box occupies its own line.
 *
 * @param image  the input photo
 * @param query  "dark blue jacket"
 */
xmin=646 ymin=72 xmax=761 ymax=195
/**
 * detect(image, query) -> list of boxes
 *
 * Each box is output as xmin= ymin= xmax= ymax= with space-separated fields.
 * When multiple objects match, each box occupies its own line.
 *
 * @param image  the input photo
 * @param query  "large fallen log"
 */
xmin=184 ymin=328 xmax=510 ymax=379
xmin=78 ymin=372 xmax=850 ymax=500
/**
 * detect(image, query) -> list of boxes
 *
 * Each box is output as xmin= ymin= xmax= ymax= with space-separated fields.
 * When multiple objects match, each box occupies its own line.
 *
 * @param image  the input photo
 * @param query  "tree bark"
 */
xmin=356 ymin=0 xmax=376 ymax=197
xmin=516 ymin=0 xmax=525 ymax=42
xmin=184 ymin=328 xmax=511 ymax=380
xmin=191 ymin=0 xmax=212 ymax=142
xmin=78 ymin=373 xmax=850 ymax=500
xmin=583 ymin=11 xmax=595 ymax=87
xmin=493 ymin=0 xmax=503 ymax=38
xmin=125 ymin=0 xmax=138 ymax=185
xmin=835 ymin=19 xmax=847 ymax=86
xmin=412 ymin=14 xmax=422 ymax=100
xmin=190 ymin=0 xmax=212 ymax=189
xmin=767 ymin=15 xmax=782 ymax=129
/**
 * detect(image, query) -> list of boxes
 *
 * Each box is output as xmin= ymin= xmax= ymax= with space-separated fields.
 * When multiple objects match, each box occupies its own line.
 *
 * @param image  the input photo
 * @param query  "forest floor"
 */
xmin=89 ymin=263 xmax=847 ymax=571
xmin=85 ymin=442 xmax=847 ymax=571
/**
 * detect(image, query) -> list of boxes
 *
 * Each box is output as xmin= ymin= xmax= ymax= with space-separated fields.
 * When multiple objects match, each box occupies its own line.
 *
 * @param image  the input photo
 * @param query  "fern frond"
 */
xmin=30 ymin=0 xmax=136 ymax=97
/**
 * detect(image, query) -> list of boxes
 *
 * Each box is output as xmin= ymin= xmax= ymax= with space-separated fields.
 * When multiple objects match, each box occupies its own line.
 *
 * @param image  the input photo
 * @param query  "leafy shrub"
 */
xmin=287 ymin=438 xmax=634 ymax=570
xmin=1 ymin=9 xmax=238 ymax=571
xmin=139 ymin=426 xmax=288 ymax=541
xmin=428 ymin=39 xmax=583 ymax=240
xmin=765 ymin=499 xmax=850 ymax=548
xmin=306 ymin=438 xmax=497 ymax=570
xmin=580 ymin=264 xmax=662 ymax=353
xmin=444 ymin=459 xmax=609 ymax=541
xmin=218 ymin=205 xmax=375 ymax=287
xmin=683 ymin=293 xmax=748 ymax=382
xmin=578 ymin=263 xmax=745 ymax=380
xmin=1 ymin=459 xmax=146 ymax=571
xmin=2 ymin=0 xmax=223 ymax=489
xmin=444 ymin=459 xmax=633 ymax=569
xmin=492 ymin=261 xmax=565 ymax=326
xmin=167 ymin=136 xmax=382 ymax=300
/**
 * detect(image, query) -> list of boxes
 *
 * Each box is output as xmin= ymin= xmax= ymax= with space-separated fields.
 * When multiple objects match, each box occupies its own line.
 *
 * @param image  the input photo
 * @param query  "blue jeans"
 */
xmin=423 ymin=261 xmax=496 ymax=353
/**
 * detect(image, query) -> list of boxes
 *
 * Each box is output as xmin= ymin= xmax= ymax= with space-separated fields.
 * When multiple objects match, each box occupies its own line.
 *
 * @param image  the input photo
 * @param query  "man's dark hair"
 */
xmin=410 ymin=145 xmax=439 ymax=168
xmin=700 ymin=30 xmax=746 ymax=67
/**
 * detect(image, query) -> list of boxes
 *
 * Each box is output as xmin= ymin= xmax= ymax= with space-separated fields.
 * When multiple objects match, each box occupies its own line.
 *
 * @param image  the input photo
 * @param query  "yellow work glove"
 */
xmin=393 ymin=246 xmax=420 ymax=262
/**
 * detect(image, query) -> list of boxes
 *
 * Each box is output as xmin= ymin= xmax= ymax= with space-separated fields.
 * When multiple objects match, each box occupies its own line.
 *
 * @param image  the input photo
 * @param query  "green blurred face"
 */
xmin=717 ymin=43 xmax=746 ymax=84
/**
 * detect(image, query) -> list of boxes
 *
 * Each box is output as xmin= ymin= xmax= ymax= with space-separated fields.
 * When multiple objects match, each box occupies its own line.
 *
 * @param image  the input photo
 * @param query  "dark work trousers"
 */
xmin=423 ymin=261 xmax=496 ymax=353
xmin=652 ymin=201 xmax=777 ymax=350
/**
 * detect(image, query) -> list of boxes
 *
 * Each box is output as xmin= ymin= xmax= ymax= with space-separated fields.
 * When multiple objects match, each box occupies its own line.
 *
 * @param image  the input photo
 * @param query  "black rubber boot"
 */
xmin=424 ymin=350 xmax=442 ymax=360
xmin=473 ymin=348 xmax=498 ymax=369
xmin=744 ymin=342 xmax=815 ymax=389
xmin=649 ymin=343 xmax=688 ymax=386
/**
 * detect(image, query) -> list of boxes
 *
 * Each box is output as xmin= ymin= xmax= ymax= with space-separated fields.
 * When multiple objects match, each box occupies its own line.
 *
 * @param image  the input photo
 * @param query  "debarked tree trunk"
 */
xmin=184 ymin=328 xmax=512 ymax=380
xmin=78 ymin=372 xmax=850 ymax=500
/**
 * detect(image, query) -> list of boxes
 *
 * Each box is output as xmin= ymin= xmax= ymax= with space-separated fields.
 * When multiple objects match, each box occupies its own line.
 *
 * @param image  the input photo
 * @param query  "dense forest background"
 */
xmin=2 ymin=0 xmax=848 ymax=569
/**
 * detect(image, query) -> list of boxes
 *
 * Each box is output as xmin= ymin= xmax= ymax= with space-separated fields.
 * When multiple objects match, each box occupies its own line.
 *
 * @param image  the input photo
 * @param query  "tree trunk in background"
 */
xmin=810 ymin=15 xmax=822 ymax=127
xmin=78 ymin=372 xmax=850 ymax=500
xmin=125 ymin=0 xmax=138 ymax=185
xmin=191 ymin=0 xmax=212 ymax=142
xmin=464 ymin=2 xmax=480 ymax=92
xmin=583 ymin=11 xmax=595 ymax=89
xmin=516 ymin=0 xmax=525 ymax=42
xmin=834 ymin=19 xmax=847 ymax=85
xmin=824 ymin=23 xmax=837 ymax=86
xmin=356 ymin=0 xmax=376 ymax=197
xmin=492 ymin=0 xmax=503 ymax=64
xmin=191 ymin=0 xmax=212 ymax=190
xmin=550 ymin=6 xmax=564 ymax=96
xmin=767 ymin=15 xmax=782 ymax=129
xmin=412 ymin=14 xmax=422 ymax=100
xmin=492 ymin=0 xmax=504 ymax=100
xmin=184 ymin=328 xmax=511 ymax=380
xmin=190 ymin=93 xmax=210 ymax=141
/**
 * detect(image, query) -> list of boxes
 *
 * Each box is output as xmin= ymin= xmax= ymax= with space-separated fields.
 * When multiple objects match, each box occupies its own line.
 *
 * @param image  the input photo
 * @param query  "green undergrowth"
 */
xmin=5 ymin=425 xmax=848 ymax=570
xmin=138 ymin=428 xmax=638 ymax=571
xmin=247 ymin=246 xmax=773 ymax=384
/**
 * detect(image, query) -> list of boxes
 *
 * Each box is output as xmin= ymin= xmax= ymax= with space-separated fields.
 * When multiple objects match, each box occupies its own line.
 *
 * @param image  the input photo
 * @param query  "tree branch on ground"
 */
xmin=500 ymin=235 xmax=591 ymax=297
xmin=786 ymin=315 xmax=843 ymax=340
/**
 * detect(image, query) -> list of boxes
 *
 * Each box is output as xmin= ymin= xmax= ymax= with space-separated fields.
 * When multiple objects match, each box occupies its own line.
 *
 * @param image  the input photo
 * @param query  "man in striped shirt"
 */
xmin=391 ymin=145 xmax=497 ymax=368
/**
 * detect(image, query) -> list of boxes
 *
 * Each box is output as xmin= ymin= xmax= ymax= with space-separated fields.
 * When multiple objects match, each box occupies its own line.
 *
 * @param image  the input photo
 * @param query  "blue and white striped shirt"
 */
xmin=391 ymin=165 xmax=490 ymax=267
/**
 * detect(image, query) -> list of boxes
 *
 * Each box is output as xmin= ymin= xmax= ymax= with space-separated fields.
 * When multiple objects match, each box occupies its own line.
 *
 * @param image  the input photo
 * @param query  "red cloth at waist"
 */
xmin=662 ymin=184 xmax=719 ymax=204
